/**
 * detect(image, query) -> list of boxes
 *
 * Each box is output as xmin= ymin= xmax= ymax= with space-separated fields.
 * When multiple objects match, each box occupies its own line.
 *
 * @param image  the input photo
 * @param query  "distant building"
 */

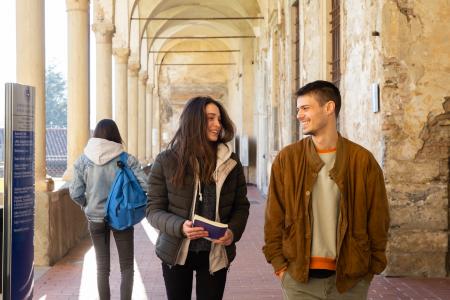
xmin=45 ymin=128 xmax=67 ymax=177
xmin=0 ymin=128 xmax=67 ymax=178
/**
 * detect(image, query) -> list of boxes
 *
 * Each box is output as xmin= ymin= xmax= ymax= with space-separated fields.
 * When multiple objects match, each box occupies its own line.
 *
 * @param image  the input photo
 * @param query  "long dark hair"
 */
xmin=93 ymin=119 xmax=123 ymax=144
xmin=168 ymin=96 xmax=235 ymax=186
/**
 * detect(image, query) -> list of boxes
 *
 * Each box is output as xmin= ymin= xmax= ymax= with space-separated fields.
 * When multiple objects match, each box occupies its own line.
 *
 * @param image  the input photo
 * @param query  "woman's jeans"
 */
xmin=88 ymin=221 xmax=134 ymax=300
xmin=162 ymin=251 xmax=228 ymax=300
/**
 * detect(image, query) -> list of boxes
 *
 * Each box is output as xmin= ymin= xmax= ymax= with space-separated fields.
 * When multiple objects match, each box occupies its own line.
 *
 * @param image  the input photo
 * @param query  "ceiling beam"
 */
xmin=132 ymin=17 xmax=263 ymax=21
xmin=144 ymin=35 xmax=255 ymax=39
xmin=149 ymin=50 xmax=240 ymax=53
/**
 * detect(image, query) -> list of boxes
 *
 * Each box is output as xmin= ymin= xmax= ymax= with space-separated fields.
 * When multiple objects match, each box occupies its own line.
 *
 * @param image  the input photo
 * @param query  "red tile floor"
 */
xmin=34 ymin=186 xmax=450 ymax=299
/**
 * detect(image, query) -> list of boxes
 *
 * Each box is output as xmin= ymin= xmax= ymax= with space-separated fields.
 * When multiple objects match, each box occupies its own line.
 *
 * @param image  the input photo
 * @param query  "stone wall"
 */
xmin=381 ymin=0 xmax=450 ymax=276
xmin=35 ymin=189 xmax=88 ymax=266
xmin=270 ymin=0 xmax=450 ymax=276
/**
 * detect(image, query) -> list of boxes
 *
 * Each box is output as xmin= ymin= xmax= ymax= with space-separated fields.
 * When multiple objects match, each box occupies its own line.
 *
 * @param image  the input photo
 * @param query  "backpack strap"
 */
xmin=118 ymin=152 xmax=129 ymax=168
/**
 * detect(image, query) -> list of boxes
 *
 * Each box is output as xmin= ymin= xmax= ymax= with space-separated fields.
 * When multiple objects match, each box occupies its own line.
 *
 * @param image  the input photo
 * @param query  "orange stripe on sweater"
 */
xmin=309 ymin=257 xmax=336 ymax=270
xmin=316 ymin=148 xmax=337 ymax=154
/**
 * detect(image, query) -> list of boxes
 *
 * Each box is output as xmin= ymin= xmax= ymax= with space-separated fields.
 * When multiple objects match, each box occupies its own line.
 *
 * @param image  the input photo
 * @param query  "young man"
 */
xmin=263 ymin=80 xmax=389 ymax=299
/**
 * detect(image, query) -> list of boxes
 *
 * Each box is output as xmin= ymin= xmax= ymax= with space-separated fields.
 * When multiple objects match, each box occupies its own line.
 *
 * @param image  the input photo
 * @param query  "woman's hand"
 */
xmin=212 ymin=229 xmax=234 ymax=246
xmin=182 ymin=220 xmax=209 ymax=240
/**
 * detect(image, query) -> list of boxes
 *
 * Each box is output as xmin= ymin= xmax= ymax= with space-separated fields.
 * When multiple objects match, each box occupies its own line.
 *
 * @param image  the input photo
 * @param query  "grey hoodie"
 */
xmin=69 ymin=138 xmax=148 ymax=223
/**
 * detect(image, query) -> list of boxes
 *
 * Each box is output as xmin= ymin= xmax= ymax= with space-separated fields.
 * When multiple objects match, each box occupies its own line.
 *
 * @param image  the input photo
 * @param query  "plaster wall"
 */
xmin=380 ymin=0 xmax=450 ymax=276
xmin=299 ymin=0 xmax=324 ymax=83
xmin=337 ymin=0 xmax=385 ymax=162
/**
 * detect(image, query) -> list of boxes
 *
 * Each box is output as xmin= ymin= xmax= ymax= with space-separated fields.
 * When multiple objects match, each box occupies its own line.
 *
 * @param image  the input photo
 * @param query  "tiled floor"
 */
xmin=34 ymin=186 xmax=450 ymax=299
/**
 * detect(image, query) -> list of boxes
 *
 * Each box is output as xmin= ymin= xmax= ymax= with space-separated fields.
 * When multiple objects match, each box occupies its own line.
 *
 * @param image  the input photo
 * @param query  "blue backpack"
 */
xmin=105 ymin=152 xmax=147 ymax=230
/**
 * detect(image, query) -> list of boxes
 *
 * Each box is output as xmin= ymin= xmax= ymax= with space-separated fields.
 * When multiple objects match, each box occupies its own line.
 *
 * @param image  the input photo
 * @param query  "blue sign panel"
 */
xmin=3 ymin=83 xmax=35 ymax=300
xmin=11 ymin=130 xmax=34 ymax=300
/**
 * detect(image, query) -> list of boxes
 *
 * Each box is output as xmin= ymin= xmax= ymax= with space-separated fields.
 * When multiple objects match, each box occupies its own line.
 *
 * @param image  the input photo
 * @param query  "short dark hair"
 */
xmin=93 ymin=119 xmax=123 ymax=144
xmin=295 ymin=80 xmax=341 ymax=118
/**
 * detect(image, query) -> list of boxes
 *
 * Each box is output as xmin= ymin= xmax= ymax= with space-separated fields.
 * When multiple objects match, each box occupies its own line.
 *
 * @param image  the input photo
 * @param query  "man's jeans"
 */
xmin=89 ymin=221 xmax=134 ymax=300
xmin=281 ymin=272 xmax=370 ymax=300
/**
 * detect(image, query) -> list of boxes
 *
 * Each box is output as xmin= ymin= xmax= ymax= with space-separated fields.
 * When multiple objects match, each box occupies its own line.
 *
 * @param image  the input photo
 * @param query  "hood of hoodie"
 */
xmin=216 ymin=143 xmax=233 ymax=170
xmin=84 ymin=138 xmax=124 ymax=165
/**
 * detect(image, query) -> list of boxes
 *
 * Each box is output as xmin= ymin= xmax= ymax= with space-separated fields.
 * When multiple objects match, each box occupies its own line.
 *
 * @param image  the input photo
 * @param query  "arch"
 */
xmin=129 ymin=0 xmax=262 ymax=86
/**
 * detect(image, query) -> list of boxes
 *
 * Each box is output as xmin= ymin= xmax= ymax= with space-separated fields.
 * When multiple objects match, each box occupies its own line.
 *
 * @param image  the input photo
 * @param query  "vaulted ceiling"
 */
xmin=127 ymin=0 xmax=263 ymax=75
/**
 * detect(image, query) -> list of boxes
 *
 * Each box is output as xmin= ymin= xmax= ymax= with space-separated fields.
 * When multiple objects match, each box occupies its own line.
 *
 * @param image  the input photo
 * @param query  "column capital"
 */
xmin=66 ymin=0 xmax=89 ymax=12
xmin=139 ymin=71 xmax=148 ymax=83
xmin=128 ymin=62 xmax=140 ymax=76
xmin=92 ymin=22 xmax=115 ymax=43
xmin=113 ymin=48 xmax=130 ymax=64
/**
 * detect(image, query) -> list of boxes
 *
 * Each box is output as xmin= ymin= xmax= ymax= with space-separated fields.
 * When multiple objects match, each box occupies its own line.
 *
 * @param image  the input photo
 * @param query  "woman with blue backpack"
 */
xmin=69 ymin=119 xmax=148 ymax=300
xmin=147 ymin=96 xmax=250 ymax=300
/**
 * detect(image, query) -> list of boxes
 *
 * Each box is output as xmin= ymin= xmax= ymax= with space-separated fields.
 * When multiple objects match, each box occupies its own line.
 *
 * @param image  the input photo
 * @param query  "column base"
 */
xmin=35 ymin=178 xmax=54 ymax=192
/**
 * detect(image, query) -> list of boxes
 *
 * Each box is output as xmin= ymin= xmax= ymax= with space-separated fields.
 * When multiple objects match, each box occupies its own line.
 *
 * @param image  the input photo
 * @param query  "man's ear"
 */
xmin=326 ymin=101 xmax=336 ymax=116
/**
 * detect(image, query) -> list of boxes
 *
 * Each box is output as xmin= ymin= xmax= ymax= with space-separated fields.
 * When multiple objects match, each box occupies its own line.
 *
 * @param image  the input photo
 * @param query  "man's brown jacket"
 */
xmin=263 ymin=135 xmax=390 ymax=293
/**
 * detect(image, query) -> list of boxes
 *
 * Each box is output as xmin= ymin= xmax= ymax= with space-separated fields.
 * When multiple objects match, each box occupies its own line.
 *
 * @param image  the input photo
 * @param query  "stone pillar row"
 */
xmin=69 ymin=2 xmax=157 ymax=168
xmin=152 ymin=89 xmax=161 ymax=159
xmin=18 ymin=0 xmax=156 ymax=186
xmin=127 ymin=62 xmax=140 ymax=156
xmin=16 ymin=0 xmax=47 ymax=190
xmin=138 ymin=72 xmax=148 ymax=162
xmin=65 ymin=0 xmax=90 ymax=179
xmin=93 ymin=22 xmax=115 ymax=122
xmin=113 ymin=48 xmax=130 ymax=145
xmin=145 ymin=83 xmax=154 ymax=162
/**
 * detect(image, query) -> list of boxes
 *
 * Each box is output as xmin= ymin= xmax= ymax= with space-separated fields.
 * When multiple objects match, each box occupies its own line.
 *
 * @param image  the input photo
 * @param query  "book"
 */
xmin=192 ymin=214 xmax=228 ymax=240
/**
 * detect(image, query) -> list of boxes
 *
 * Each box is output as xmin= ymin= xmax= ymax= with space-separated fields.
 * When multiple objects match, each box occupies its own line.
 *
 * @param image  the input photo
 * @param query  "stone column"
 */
xmin=151 ymin=89 xmax=160 ymax=158
xmin=127 ymin=62 xmax=140 ymax=156
xmin=241 ymin=39 xmax=256 ymax=183
xmin=145 ymin=82 xmax=154 ymax=162
xmin=113 ymin=48 xmax=129 ymax=143
xmin=16 ymin=0 xmax=47 ymax=190
xmin=92 ymin=22 xmax=114 ymax=122
xmin=65 ymin=0 xmax=90 ymax=179
xmin=137 ymin=71 xmax=148 ymax=162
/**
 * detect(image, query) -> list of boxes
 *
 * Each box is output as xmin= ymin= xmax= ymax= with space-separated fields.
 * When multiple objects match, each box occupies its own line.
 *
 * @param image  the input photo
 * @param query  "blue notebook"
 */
xmin=192 ymin=214 xmax=228 ymax=240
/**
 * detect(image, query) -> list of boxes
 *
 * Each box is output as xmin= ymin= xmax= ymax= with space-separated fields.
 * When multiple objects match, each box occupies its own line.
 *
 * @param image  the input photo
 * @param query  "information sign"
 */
xmin=3 ymin=83 xmax=35 ymax=300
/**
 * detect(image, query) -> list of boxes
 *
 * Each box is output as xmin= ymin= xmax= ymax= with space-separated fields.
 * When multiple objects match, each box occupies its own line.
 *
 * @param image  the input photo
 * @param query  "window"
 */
xmin=291 ymin=0 xmax=300 ymax=140
xmin=330 ymin=0 xmax=340 ymax=87
xmin=292 ymin=1 xmax=300 ymax=89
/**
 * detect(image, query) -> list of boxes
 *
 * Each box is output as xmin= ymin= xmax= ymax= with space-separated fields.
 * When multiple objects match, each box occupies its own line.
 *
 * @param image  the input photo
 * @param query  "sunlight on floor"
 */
xmin=140 ymin=218 xmax=159 ymax=245
xmin=73 ymin=223 xmax=155 ymax=299
xmin=36 ymin=221 xmax=159 ymax=299
xmin=78 ymin=246 xmax=98 ymax=299
xmin=132 ymin=261 xmax=147 ymax=300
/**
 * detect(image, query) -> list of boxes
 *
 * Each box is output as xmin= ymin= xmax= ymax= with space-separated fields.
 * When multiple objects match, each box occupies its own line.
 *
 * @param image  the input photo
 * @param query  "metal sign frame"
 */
xmin=3 ymin=83 xmax=35 ymax=300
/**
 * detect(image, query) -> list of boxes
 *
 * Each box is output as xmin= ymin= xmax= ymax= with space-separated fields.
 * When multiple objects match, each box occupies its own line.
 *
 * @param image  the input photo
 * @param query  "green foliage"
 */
xmin=46 ymin=64 xmax=67 ymax=128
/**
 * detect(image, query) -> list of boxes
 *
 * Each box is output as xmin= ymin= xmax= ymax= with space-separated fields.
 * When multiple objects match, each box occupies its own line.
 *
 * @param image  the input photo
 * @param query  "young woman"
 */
xmin=69 ymin=119 xmax=147 ymax=300
xmin=147 ymin=96 xmax=250 ymax=300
